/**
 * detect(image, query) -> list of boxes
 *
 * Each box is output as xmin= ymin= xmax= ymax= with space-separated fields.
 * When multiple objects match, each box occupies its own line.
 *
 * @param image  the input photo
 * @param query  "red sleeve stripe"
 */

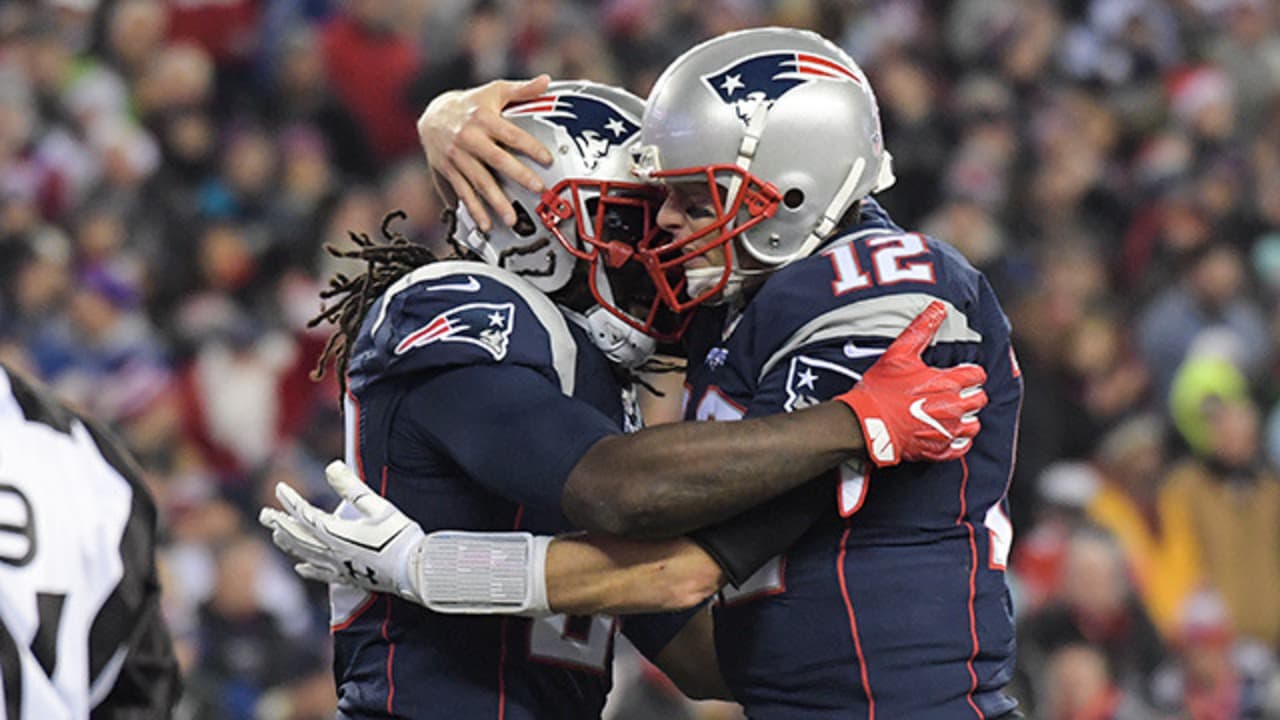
xmin=346 ymin=389 xmax=368 ymax=483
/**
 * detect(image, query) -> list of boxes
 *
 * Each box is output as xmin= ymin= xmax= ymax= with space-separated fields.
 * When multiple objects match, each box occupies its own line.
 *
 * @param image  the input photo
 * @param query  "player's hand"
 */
xmin=418 ymin=75 xmax=555 ymax=231
xmin=835 ymin=301 xmax=987 ymax=467
xmin=258 ymin=461 xmax=426 ymax=604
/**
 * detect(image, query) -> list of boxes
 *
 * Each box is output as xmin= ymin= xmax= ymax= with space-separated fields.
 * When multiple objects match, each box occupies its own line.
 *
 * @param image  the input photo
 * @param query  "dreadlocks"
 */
xmin=309 ymin=207 xmax=685 ymax=399
xmin=309 ymin=209 xmax=464 ymax=395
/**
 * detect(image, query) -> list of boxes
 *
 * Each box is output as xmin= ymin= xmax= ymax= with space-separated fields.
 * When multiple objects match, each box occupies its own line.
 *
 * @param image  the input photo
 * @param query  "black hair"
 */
xmin=310 ymin=207 xmax=685 ymax=400
xmin=309 ymin=209 xmax=465 ymax=395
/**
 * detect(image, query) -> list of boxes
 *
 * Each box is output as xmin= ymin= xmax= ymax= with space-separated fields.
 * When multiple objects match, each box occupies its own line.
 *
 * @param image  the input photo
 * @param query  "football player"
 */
xmin=272 ymin=28 xmax=1023 ymax=719
xmin=627 ymin=32 xmax=1021 ymax=719
xmin=261 ymin=79 xmax=988 ymax=719
xmin=0 ymin=363 xmax=180 ymax=719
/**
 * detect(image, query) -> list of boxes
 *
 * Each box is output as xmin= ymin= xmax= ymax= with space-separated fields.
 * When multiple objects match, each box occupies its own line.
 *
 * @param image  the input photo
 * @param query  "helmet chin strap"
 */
xmin=790 ymin=155 xmax=867 ymax=261
xmin=582 ymin=306 xmax=655 ymax=368
xmin=723 ymin=98 xmax=896 ymax=269
xmin=461 ymin=204 xmax=654 ymax=367
xmin=723 ymin=102 xmax=770 ymax=218
xmin=572 ymin=262 xmax=656 ymax=368
xmin=787 ymin=149 xmax=897 ymax=261
xmin=560 ymin=304 xmax=655 ymax=369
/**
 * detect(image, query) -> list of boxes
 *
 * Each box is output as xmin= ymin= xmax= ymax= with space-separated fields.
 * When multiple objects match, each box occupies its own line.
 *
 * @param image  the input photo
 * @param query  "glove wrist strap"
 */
xmin=835 ymin=389 xmax=900 ymax=468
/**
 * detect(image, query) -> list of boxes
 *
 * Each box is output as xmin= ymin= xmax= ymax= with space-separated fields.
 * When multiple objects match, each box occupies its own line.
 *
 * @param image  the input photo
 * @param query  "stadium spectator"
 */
xmin=1166 ymin=357 xmax=1280 ymax=648
xmin=1086 ymin=414 xmax=1201 ymax=640
xmin=1018 ymin=527 xmax=1167 ymax=713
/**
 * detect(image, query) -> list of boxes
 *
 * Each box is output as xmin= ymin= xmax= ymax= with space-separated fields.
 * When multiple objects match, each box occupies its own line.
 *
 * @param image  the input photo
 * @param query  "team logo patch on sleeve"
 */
xmin=395 ymin=302 xmax=516 ymax=360
xmin=784 ymin=355 xmax=861 ymax=412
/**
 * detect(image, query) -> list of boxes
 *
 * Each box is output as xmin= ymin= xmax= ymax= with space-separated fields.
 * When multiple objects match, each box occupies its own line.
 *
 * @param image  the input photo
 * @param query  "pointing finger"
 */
xmin=887 ymin=301 xmax=946 ymax=360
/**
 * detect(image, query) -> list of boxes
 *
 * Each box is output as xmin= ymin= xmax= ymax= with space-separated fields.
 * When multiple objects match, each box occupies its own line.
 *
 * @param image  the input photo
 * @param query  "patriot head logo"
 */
xmin=783 ymin=354 xmax=861 ymax=412
xmin=395 ymin=302 xmax=516 ymax=360
xmin=703 ymin=51 xmax=863 ymax=125
xmin=505 ymin=94 xmax=639 ymax=171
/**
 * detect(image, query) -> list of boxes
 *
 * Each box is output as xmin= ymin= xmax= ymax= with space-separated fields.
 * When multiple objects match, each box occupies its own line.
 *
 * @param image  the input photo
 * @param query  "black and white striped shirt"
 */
xmin=0 ymin=365 xmax=179 ymax=719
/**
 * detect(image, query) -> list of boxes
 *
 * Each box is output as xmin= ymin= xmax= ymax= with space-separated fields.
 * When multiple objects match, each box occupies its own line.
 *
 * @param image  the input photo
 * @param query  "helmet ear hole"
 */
xmin=783 ymin=188 xmax=805 ymax=209
xmin=512 ymin=202 xmax=538 ymax=236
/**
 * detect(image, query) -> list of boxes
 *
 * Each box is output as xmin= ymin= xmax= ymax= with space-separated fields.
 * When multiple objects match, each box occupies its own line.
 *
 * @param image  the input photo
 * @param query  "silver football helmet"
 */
xmin=630 ymin=27 xmax=896 ymax=308
xmin=454 ymin=80 xmax=685 ymax=367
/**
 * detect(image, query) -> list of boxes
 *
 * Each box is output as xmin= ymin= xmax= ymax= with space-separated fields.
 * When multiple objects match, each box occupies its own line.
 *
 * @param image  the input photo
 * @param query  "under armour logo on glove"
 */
xmin=345 ymin=561 xmax=378 ymax=583
xmin=259 ymin=462 xmax=429 ymax=605
xmin=835 ymin=301 xmax=987 ymax=468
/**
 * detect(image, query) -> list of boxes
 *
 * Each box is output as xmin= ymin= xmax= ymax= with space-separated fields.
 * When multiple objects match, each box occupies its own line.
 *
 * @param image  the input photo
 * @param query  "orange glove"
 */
xmin=835 ymin=301 xmax=987 ymax=467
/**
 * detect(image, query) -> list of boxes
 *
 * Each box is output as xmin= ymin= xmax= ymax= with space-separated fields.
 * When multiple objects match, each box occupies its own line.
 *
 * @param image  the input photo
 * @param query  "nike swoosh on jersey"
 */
xmin=909 ymin=398 xmax=953 ymax=439
xmin=425 ymin=276 xmax=481 ymax=293
xmin=843 ymin=341 xmax=885 ymax=360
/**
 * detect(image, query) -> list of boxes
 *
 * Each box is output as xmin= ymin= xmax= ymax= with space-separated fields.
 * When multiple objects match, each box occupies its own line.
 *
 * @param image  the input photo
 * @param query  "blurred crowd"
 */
xmin=2 ymin=0 xmax=1279 ymax=718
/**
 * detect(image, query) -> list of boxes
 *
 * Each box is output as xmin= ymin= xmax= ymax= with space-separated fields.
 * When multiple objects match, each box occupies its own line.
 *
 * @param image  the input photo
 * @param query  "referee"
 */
xmin=0 ymin=363 xmax=179 ymax=719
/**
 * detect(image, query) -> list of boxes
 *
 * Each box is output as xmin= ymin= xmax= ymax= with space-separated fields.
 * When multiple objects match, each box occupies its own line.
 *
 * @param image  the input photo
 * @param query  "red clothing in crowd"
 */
xmin=320 ymin=15 xmax=420 ymax=162
xmin=167 ymin=0 xmax=260 ymax=65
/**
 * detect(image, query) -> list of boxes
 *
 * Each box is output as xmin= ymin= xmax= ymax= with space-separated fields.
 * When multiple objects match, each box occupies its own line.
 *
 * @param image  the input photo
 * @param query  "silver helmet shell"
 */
xmin=634 ymin=27 xmax=895 ymax=268
xmin=453 ymin=80 xmax=672 ymax=367
xmin=455 ymin=80 xmax=647 ymax=294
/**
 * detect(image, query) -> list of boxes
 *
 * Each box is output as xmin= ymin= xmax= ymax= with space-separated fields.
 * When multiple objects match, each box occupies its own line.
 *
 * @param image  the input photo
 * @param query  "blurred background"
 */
xmin=2 ymin=0 xmax=1279 ymax=717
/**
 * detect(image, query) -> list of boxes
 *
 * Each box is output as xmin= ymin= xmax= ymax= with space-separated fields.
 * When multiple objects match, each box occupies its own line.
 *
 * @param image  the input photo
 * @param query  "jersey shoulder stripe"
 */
xmin=349 ymin=260 xmax=578 ymax=394
xmin=744 ymin=225 xmax=987 ymax=382
xmin=757 ymin=292 xmax=981 ymax=381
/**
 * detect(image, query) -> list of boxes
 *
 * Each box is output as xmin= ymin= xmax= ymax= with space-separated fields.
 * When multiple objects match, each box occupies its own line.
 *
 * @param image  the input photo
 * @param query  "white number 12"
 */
xmin=825 ymin=233 xmax=936 ymax=295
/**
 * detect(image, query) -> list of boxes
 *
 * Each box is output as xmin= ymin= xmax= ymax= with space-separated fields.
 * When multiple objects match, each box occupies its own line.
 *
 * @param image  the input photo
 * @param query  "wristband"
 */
xmin=408 ymin=531 xmax=554 ymax=616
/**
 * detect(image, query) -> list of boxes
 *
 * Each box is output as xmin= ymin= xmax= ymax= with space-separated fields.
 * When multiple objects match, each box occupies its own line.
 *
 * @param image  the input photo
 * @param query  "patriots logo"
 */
xmin=395 ymin=302 xmax=516 ymax=360
xmin=703 ymin=51 xmax=863 ymax=125
xmin=784 ymin=355 xmax=861 ymax=412
xmin=505 ymin=94 xmax=639 ymax=171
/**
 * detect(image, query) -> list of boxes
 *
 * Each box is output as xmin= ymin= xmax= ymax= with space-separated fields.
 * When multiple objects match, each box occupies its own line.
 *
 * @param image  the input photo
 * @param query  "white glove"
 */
xmin=259 ymin=461 xmax=427 ymax=604
xmin=259 ymin=460 xmax=554 ymax=615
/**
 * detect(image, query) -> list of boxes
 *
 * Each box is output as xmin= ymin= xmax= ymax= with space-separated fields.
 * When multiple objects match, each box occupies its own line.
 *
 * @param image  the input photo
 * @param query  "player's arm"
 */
xmin=542 ymin=535 xmax=724 ymax=614
xmin=367 ymin=297 xmax=980 ymax=539
xmin=261 ymin=462 xmax=720 ymax=614
xmin=562 ymin=301 xmax=986 ymax=538
xmin=261 ymin=303 xmax=980 ymax=606
xmin=262 ymin=448 xmax=831 ymax=616
xmin=545 ymin=472 xmax=830 ymax=612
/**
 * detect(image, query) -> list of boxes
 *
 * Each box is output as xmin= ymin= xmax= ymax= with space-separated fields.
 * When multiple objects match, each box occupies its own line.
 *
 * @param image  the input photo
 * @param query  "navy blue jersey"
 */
xmin=684 ymin=201 xmax=1021 ymax=719
xmin=331 ymin=261 xmax=685 ymax=719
